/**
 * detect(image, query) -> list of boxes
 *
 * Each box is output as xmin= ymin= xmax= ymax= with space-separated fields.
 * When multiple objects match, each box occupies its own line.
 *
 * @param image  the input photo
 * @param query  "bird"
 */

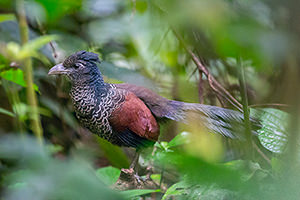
xmin=48 ymin=50 xmax=259 ymax=169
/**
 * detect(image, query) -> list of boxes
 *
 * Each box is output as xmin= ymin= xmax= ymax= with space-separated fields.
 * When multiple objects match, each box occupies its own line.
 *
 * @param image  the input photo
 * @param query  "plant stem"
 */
xmin=237 ymin=57 xmax=252 ymax=157
xmin=16 ymin=0 xmax=43 ymax=144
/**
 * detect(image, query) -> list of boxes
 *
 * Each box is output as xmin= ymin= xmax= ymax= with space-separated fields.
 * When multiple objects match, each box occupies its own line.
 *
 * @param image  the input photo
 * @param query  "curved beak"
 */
xmin=48 ymin=63 xmax=70 ymax=75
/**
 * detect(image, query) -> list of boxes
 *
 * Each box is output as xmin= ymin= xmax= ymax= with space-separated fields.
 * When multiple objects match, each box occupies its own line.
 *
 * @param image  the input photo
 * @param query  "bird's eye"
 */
xmin=74 ymin=63 xmax=84 ymax=68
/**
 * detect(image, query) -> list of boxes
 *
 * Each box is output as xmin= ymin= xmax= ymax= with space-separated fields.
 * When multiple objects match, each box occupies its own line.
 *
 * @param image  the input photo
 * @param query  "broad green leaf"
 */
xmin=168 ymin=131 xmax=190 ymax=148
xmin=0 ymin=13 xmax=15 ymax=23
xmin=96 ymin=166 xmax=121 ymax=186
xmin=0 ymin=107 xmax=15 ymax=117
xmin=162 ymin=181 xmax=186 ymax=200
xmin=0 ymin=68 xmax=26 ymax=87
xmin=121 ymin=189 xmax=160 ymax=199
xmin=0 ymin=68 xmax=39 ymax=91
xmin=251 ymin=108 xmax=288 ymax=153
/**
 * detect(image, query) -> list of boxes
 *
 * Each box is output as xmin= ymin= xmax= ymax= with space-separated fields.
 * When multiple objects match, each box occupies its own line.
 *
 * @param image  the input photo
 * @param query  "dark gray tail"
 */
xmin=164 ymin=101 xmax=260 ymax=139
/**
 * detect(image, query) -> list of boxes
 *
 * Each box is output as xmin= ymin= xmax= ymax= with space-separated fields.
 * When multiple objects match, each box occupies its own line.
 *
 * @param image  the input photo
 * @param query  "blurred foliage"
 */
xmin=0 ymin=0 xmax=300 ymax=199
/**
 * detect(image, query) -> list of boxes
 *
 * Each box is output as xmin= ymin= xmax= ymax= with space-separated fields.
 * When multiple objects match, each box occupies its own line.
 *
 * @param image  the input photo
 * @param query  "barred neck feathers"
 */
xmin=71 ymin=65 xmax=106 ymax=88
xmin=70 ymin=71 xmax=109 ymax=103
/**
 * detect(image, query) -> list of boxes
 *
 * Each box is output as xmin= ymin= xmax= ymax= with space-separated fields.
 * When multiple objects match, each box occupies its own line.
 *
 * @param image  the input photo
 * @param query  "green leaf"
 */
xmin=251 ymin=108 xmax=288 ymax=153
xmin=162 ymin=181 xmax=186 ymax=200
xmin=168 ymin=131 xmax=190 ymax=148
xmin=96 ymin=166 xmax=121 ymax=186
xmin=121 ymin=189 xmax=160 ymax=199
xmin=0 ymin=13 xmax=15 ymax=23
xmin=0 ymin=68 xmax=39 ymax=91
xmin=0 ymin=107 xmax=15 ymax=117
xmin=0 ymin=68 xmax=25 ymax=87
xmin=150 ymin=174 xmax=161 ymax=182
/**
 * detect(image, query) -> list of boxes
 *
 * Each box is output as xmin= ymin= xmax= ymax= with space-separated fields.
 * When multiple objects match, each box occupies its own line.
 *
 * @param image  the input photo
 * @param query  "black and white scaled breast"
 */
xmin=70 ymin=82 xmax=125 ymax=144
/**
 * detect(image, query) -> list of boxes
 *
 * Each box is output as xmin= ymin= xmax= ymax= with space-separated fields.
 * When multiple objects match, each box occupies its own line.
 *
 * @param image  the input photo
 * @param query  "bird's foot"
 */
xmin=114 ymin=168 xmax=158 ymax=190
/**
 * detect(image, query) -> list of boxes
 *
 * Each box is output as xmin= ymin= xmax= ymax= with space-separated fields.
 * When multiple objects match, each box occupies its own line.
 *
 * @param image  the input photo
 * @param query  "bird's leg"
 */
xmin=116 ymin=150 xmax=160 ymax=189
xmin=130 ymin=150 xmax=146 ymax=184
xmin=146 ymin=144 xmax=158 ymax=180
xmin=129 ymin=150 xmax=140 ymax=172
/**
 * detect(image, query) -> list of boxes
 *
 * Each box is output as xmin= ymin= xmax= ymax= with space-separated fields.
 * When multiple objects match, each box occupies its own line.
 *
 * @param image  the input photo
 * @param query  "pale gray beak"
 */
xmin=48 ymin=63 xmax=70 ymax=75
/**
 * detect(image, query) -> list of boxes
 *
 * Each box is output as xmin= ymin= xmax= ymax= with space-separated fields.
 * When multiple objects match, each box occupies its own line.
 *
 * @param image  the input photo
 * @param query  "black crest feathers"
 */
xmin=63 ymin=51 xmax=101 ymax=68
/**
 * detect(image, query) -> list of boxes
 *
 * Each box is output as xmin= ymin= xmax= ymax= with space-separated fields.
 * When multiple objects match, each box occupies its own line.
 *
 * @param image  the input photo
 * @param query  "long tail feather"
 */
xmin=165 ymin=101 xmax=261 ymax=139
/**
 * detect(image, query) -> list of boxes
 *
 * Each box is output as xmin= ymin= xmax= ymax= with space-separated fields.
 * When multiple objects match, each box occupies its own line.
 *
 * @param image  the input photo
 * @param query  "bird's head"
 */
xmin=48 ymin=51 xmax=102 ymax=84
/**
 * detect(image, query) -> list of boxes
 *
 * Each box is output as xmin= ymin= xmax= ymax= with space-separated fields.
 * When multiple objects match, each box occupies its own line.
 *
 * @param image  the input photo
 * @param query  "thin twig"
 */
xmin=198 ymin=70 xmax=204 ymax=104
xmin=188 ymin=66 xmax=198 ymax=80
xmin=172 ymin=28 xmax=243 ymax=111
